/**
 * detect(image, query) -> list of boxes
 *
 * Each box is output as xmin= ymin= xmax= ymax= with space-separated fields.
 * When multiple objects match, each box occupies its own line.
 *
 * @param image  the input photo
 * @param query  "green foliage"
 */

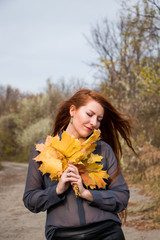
xmin=17 ymin=94 xmax=51 ymax=126
xmin=0 ymin=78 xmax=87 ymax=163
xmin=16 ymin=117 xmax=52 ymax=162
xmin=0 ymin=114 xmax=21 ymax=160
xmin=17 ymin=117 xmax=52 ymax=149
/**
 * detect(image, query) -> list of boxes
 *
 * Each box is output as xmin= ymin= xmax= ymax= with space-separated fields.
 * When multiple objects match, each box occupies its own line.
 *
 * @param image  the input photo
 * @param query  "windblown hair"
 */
xmin=52 ymin=89 xmax=136 ymax=175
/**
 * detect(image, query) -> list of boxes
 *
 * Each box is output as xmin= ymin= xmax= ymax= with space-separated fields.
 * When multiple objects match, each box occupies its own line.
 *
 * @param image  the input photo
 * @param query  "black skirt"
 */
xmin=52 ymin=220 xmax=125 ymax=240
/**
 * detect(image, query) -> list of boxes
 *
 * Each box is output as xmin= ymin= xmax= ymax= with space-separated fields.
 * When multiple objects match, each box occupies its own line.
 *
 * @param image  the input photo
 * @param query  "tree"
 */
xmin=87 ymin=0 xmax=160 ymax=146
xmin=0 ymin=85 xmax=23 ymax=115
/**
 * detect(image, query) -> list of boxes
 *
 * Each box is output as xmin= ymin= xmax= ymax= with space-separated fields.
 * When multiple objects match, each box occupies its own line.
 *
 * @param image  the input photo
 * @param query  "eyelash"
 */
xmin=86 ymin=112 xmax=92 ymax=117
xmin=86 ymin=113 xmax=102 ymax=122
xmin=97 ymin=119 xmax=102 ymax=123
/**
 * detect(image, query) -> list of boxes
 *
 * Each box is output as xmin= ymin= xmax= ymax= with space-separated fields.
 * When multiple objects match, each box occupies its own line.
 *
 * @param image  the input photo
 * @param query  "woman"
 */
xmin=23 ymin=89 xmax=135 ymax=240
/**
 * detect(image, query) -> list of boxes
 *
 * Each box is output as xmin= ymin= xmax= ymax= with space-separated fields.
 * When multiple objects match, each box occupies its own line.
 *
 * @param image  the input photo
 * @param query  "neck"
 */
xmin=65 ymin=123 xmax=78 ymax=138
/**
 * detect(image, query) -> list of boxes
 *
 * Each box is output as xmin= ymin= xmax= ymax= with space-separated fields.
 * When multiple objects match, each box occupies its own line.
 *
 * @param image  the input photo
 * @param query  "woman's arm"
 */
xmin=68 ymin=142 xmax=129 ymax=213
xmin=23 ymin=143 xmax=66 ymax=213
xmin=88 ymin=173 xmax=129 ymax=213
xmin=87 ymin=143 xmax=129 ymax=213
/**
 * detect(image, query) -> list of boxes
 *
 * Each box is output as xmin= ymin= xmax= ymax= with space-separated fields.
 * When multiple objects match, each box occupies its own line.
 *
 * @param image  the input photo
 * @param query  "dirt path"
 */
xmin=0 ymin=161 xmax=160 ymax=240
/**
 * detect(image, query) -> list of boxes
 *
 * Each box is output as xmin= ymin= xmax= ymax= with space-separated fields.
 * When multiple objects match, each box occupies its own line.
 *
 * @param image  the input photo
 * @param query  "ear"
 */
xmin=70 ymin=105 xmax=76 ymax=117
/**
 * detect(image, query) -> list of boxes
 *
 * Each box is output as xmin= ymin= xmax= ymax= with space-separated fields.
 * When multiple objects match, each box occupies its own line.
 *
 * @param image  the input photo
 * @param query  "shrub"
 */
xmin=16 ymin=117 xmax=52 ymax=162
xmin=0 ymin=114 xmax=22 ymax=161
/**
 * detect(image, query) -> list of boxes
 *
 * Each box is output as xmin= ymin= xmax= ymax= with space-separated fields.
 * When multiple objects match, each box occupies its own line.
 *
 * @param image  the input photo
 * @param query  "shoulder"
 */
xmin=31 ymin=139 xmax=46 ymax=155
xmin=96 ymin=140 xmax=113 ymax=154
xmin=96 ymin=140 xmax=117 ymax=161
xmin=36 ymin=139 xmax=46 ymax=144
xmin=95 ymin=140 xmax=117 ymax=170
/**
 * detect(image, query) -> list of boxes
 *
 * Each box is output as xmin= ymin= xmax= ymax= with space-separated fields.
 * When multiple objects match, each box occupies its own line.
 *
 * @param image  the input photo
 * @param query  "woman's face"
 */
xmin=67 ymin=99 xmax=104 ymax=138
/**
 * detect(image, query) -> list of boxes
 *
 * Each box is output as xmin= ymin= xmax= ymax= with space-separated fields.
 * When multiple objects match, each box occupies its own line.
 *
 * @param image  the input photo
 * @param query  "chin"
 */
xmin=80 ymin=131 xmax=92 ymax=138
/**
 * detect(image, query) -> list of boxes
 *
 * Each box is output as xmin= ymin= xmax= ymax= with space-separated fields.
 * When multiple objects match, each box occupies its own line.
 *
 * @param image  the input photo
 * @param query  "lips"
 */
xmin=85 ymin=126 xmax=93 ymax=131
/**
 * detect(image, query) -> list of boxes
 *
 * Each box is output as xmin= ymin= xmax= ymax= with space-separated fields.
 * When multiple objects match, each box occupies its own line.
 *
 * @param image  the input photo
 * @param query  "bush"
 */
xmin=0 ymin=114 xmax=22 ymax=161
xmin=17 ymin=94 xmax=51 ymax=126
xmin=16 ymin=117 xmax=52 ymax=162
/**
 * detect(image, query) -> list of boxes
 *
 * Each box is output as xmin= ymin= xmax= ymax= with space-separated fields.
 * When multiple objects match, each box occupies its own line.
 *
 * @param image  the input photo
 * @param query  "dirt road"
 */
xmin=0 ymin=161 xmax=160 ymax=240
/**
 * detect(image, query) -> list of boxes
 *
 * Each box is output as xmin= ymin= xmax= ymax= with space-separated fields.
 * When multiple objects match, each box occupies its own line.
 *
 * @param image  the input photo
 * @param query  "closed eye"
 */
xmin=86 ymin=112 xmax=92 ymax=117
xmin=87 ymin=112 xmax=103 ymax=123
xmin=97 ymin=118 xmax=102 ymax=123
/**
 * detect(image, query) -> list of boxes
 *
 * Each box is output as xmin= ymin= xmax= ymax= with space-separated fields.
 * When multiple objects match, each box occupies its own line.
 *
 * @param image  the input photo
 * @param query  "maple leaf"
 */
xmin=50 ymin=132 xmax=83 ymax=164
xmin=79 ymin=153 xmax=109 ymax=189
xmin=80 ymin=129 xmax=101 ymax=156
xmin=35 ymin=141 xmax=62 ymax=180
xmin=33 ymin=129 xmax=109 ymax=196
xmin=50 ymin=132 xmax=81 ymax=157
xmin=39 ymin=156 xmax=62 ymax=181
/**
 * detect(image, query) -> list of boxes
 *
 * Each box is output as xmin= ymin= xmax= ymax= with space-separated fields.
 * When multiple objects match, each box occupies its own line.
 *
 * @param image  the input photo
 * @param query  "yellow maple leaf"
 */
xmin=34 ymin=129 xmax=109 ymax=195
xmin=50 ymin=132 xmax=81 ymax=157
xmin=79 ymin=153 xmax=109 ymax=189
xmin=80 ymin=129 xmax=101 ymax=156
xmin=39 ymin=156 xmax=62 ymax=181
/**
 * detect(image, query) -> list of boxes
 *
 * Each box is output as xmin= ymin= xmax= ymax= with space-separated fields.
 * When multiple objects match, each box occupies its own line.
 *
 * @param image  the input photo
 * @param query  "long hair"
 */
xmin=52 ymin=89 xmax=136 ymax=174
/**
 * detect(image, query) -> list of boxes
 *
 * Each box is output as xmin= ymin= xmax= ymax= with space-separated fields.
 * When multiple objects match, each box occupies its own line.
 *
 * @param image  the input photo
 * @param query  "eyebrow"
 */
xmin=88 ymin=109 xmax=103 ymax=118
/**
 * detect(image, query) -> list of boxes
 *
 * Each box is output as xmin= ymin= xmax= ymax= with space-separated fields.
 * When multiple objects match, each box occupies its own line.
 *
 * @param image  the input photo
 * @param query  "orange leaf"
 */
xmin=33 ymin=129 xmax=109 ymax=193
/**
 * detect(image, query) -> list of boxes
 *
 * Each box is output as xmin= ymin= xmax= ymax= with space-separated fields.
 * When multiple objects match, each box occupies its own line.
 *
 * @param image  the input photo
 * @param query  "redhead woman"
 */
xmin=23 ymin=89 xmax=135 ymax=240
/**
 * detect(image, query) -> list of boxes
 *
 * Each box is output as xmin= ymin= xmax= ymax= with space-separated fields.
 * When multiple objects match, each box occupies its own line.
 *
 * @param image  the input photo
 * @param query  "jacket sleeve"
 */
xmin=88 ymin=142 xmax=130 ymax=213
xmin=23 ymin=142 xmax=65 ymax=213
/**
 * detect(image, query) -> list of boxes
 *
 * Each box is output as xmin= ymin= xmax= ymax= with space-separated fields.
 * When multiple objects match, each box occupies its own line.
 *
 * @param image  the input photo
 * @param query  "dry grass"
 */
xmin=123 ymin=143 xmax=160 ymax=230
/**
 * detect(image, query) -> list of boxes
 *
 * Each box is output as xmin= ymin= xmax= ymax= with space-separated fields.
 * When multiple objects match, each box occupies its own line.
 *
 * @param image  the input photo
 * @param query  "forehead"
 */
xmin=80 ymin=100 xmax=104 ymax=115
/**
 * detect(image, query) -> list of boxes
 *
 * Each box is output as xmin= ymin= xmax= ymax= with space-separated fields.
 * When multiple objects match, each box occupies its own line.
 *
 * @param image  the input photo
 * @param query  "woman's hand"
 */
xmin=56 ymin=165 xmax=80 ymax=195
xmin=68 ymin=164 xmax=93 ymax=202
xmin=56 ymin=164 xmax=93 ymax=201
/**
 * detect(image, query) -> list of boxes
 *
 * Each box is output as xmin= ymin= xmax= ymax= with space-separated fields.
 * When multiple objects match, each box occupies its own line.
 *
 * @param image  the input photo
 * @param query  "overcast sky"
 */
xmin=0 ymin=0 xmax=120 ymax=94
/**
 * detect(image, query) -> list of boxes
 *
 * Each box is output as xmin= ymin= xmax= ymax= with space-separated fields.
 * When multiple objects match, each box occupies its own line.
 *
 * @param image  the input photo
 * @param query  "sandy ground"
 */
xmin=0 ymin=161 xmax=160 ymax=240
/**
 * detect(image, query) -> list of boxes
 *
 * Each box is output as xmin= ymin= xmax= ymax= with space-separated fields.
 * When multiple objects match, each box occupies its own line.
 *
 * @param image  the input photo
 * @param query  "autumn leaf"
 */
xmin=33 ymin=129 xmax=109 ymax=195
xmin=79 ymin=153 xmax=109 ymax=189
xmin=39 ymin=156 xmax=62 ymax=181
xmin=50 ymin=132 xmax=81 ymax=158
xmin=80 ymin=129 xmax=101 ymax=156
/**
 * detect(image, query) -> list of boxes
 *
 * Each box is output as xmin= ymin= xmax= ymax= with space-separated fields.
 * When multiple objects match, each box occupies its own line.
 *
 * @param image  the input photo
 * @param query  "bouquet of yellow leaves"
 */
xmin=34 ymin=129 xmax=109 ymax=196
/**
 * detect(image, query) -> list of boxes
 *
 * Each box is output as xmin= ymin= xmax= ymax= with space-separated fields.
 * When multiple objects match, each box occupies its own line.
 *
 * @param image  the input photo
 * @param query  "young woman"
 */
xmin=23 ymin=89 xmax=135 ymax=240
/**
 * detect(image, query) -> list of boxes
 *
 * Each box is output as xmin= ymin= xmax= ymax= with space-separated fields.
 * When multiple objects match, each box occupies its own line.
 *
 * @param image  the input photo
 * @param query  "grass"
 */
xmin=122 ymin=143 xmax=160 ymax=230
xmin=124 ymin=164 xmax=160 ymax=230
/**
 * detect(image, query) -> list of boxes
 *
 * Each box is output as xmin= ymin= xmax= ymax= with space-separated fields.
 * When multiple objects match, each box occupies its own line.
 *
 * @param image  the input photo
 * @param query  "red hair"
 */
xmin=52 ymin=89 xmax=135 ymax=173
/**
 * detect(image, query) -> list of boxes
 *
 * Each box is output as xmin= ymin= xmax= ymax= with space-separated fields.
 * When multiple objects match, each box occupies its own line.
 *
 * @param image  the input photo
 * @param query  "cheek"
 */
xmin=76 ymin=112 xmax=87 ymax=122
xmin=96 ymin=122 xmax=100 ymax=129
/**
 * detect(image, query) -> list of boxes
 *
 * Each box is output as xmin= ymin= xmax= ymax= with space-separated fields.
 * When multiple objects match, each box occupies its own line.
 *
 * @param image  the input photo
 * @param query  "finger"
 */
xmin=68 ymin=165 xmax=79 ymax=175
xmin=68 ymin=164 xmax=78 ymax=170
xmin=62 ymin=170 xmax=69 ymax=179
xmin=67 ymin=177 xmax=79 ymax=183
xmin=64 ymin=167 xmax=74 ymax=175
xmin=66 ymin=172 xmax=80 ymax=179
xmin=61 ymin=170 xmax=72 ymax=182
xmin=70 ymin=179 xmax=80 ymax=185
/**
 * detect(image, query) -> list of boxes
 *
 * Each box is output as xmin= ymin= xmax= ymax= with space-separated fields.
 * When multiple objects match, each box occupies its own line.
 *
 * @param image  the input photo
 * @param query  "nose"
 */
xmin=90 ymin=116 xmax=98 ymax=127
